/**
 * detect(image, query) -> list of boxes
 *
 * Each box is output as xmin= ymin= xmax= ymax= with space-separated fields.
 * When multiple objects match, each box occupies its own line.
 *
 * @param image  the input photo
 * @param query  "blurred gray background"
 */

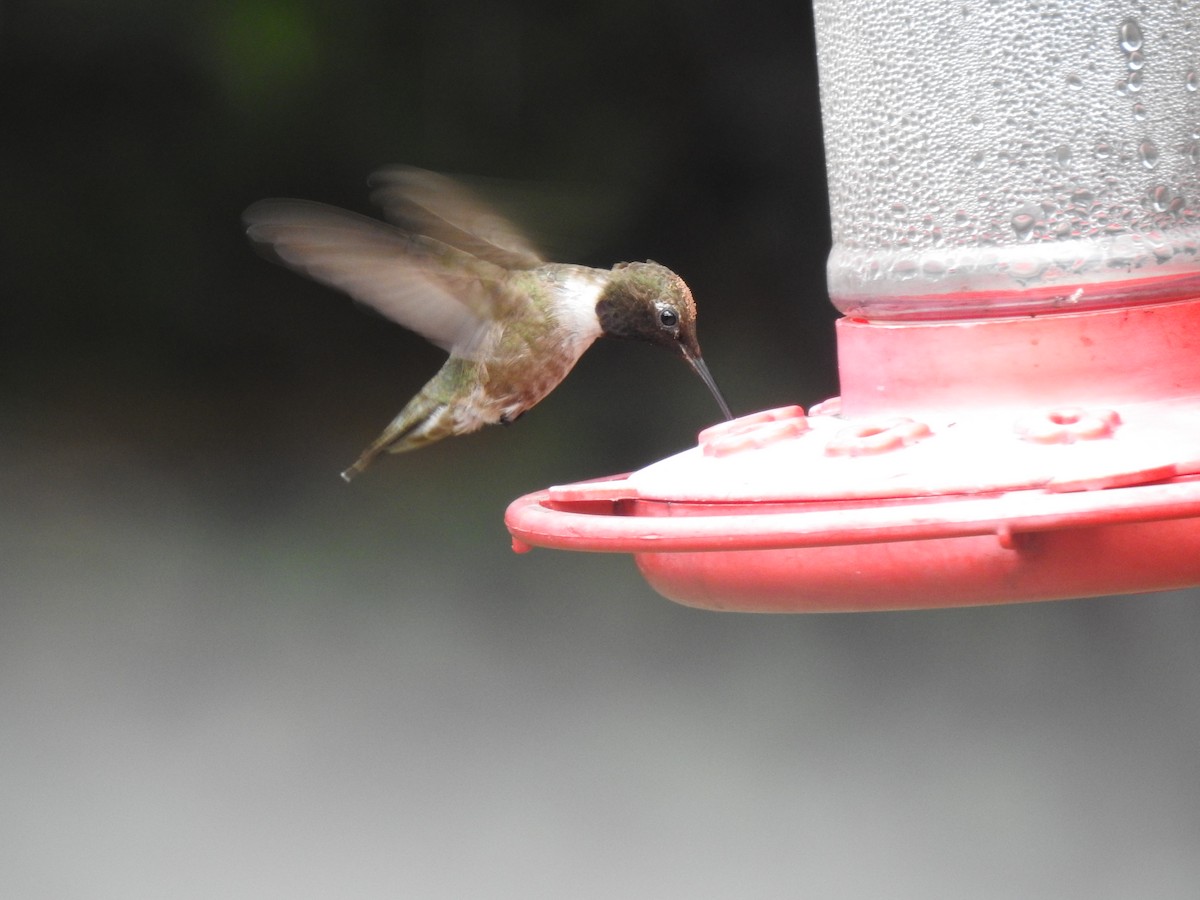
xmin=5 ymin=1 xmax=1200 ymax=897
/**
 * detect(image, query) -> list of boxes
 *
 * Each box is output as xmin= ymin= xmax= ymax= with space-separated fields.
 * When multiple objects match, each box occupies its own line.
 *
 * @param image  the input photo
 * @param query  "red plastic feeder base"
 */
xmin=506 ymin=298 xmax=1200 ymax=612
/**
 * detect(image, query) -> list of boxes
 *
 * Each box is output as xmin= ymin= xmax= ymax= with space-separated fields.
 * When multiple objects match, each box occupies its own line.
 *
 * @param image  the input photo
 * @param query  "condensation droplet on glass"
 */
xmin=1052 ymin=145 xmax=1072 ymax=169
xmin=1139 ymin=141 xmax=1160 ymax=169
xmin=1126 ymin=71 xmax=1144 ymax=92
xmin=1127 ymin=50 xmax=1145 ymax=71
xmin=1152 ymin=185 xmax=1173 ymax=212
xmin=890 ymin=202 xmax=908 ymax=219
xmin=1133 ymin=102 xmax=1146 ymax=121
xmin=970 ymin=149 xmax=986 ymax=167
xmin=1187 ymin=69 xmax=1199 ymax=92
xmin=1071 ymin=189 xmax=1095 ymax=206
xmin=1120 ymin=18 xmax=1144 ymax=53
xmin=1186 ymin=142 xmax=1200 ymax=165
xmin=1095 ymin=141 xmax=1114 ymax=158
xmin=1011 ymin=211 xmax=1037 ymax=241
xmin=1066 ymin=73 xmax=1083 ymax=90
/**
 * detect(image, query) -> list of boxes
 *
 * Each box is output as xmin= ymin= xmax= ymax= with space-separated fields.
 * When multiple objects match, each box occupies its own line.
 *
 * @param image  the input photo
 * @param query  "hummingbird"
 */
xmin=243 ymin=166 xmax=733 ymax=481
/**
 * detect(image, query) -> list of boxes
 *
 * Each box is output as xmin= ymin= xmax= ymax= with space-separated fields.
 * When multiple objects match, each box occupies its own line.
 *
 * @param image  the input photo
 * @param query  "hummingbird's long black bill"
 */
xmin=683 ymin=350 xmax=734 ymax=421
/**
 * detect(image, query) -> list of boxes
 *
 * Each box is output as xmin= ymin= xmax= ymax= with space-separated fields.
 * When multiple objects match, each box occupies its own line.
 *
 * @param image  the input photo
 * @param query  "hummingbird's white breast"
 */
xmin=548 ymin=269 xmax=607 ymax=359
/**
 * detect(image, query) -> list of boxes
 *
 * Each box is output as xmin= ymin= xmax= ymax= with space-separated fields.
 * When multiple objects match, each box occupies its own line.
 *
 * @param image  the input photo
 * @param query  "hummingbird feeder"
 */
xmin=505 ymin=0 xmax=1200 ymax=611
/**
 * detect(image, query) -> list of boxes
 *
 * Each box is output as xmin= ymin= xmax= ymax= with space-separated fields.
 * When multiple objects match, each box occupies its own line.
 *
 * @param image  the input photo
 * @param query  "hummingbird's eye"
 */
xmin=659 ymin=308 xmax=679 ymax=328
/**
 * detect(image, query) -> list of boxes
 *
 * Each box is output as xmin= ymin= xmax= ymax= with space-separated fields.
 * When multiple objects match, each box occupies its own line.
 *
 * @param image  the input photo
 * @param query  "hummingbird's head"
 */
xmin=596 ymin=261 xmax=700 ymax=354
xmin=596 ymin=261 xmax=733 ymax=420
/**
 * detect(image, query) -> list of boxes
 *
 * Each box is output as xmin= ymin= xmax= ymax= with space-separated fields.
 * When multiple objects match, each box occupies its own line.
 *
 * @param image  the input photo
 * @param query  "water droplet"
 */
xmin=1153 ymin=185 xmax=1173 ymax=212
xmin=1128 ymin=50 xmax=1145 ymax=71
xmin=1095 ymin=142 xmax=1114 ymax=158
xmin=1133 ymin=102 xmax=1147 ymax=121
xmin=1066 ymin=73 xmax=1084 ymax=90
xmin=890 ymin=202 xmax=908 ymax=219
xmin=1126 ymin=71 xmax=1144 ymax=92
xmin=1186 ymin=142 xmax=1200 ymax=165
xmin=1120 ymin=18 xmax=1144 ymax=53
xmin=1011 ymin=210 xmax=1037 ymax=241
xmin=1071 ymin=189 xmax=1095 ymax=206
xmin=1052 ymin=145 xmax=1072 ymax=169
xmin=1139 ymin=141 xmax=1160 ymax=169
xmin=968 ymin=114 xmax=983 ymax=127
xmin=970 ymin=149 xmax=986 ymax=167
xmin=1188 ymin=69 xmax=1199 ymax=91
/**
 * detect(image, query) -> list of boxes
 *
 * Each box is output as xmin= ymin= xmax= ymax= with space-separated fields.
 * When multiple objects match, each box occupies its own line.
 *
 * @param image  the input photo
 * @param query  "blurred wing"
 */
xmin=367 ymin=166 xmax=544 ymax=271
xmin=244 ymin=199 xmax=527 ymax=356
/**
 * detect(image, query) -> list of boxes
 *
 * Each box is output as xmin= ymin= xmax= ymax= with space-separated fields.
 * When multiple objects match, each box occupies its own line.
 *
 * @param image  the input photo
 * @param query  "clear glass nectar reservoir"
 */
xmin=813 ymin=0 xmax=1200 ymax=319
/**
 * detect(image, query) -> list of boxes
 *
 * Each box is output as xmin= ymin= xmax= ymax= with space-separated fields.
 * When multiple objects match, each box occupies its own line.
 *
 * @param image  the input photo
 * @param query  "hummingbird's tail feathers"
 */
xmin=339 ymin=460 xmax=368 ymax=483
xmin=339 ymin=415 xmax=420 ymax=482
xmin=339 ymin=430 xmax=423 ymax=481
xmin=243 ymin=199 xmax=521 ymax=355
xmin=368 ymin=167 xmax=544 ymax=271
xmin=339 ymin=380 xmax=478 ymax=480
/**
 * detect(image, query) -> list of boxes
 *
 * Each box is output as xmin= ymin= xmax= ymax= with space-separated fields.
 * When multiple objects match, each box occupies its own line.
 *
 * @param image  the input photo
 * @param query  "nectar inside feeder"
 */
xmin=506 ymin=0 xmax=1200 ymax=611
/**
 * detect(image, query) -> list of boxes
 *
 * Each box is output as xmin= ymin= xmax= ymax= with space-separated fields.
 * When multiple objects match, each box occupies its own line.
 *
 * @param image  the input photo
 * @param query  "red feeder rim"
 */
xmin=506 ymin=298 xmax=1200 ymax=611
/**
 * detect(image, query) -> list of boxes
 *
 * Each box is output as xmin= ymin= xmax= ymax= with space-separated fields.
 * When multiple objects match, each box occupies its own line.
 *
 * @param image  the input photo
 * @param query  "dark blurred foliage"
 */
xmin=3 ymin=0 xmax=837 ymax=509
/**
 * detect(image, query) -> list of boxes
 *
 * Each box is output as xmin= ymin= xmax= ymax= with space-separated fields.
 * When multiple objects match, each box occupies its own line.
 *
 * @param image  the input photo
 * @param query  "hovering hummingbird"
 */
xmin=243 ymin=166 xmax=733 ymax=481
